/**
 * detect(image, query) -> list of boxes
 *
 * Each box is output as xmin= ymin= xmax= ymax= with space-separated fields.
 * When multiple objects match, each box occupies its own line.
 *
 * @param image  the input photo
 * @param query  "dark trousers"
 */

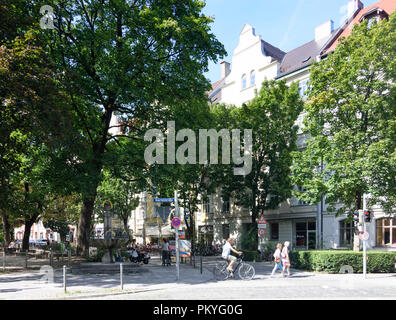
xmin=162 ymin=250 xmax=170 ymax=265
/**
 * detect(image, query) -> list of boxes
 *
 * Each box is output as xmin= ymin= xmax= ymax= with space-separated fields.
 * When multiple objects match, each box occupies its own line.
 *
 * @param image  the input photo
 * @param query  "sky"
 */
xmin=203 ymin=0 xmax=379 ymax=83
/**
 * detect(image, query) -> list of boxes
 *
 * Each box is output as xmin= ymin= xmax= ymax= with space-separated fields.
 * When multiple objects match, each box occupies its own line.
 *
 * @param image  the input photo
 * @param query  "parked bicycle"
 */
xmin=213 ymin=253 xmax=255 ymax=280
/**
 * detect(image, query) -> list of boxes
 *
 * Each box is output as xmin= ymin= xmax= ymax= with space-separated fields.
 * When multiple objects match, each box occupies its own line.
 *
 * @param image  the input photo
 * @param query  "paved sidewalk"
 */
xmin=0 ymin=256 xmax=395 ymax=300
xmin=0 ymin=256 xmax=214 ymax=299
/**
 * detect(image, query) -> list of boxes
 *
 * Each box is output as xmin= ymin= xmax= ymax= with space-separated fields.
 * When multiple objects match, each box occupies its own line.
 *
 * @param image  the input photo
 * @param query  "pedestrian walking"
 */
xmin=281 ymin=241 xmax=291 ymax=277
xmin=270 ymin=243 xmax=283 ymax=277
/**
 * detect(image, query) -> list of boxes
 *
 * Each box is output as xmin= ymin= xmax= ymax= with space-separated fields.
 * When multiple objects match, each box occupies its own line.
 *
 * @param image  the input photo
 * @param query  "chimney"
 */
xmin=220 ymin=61 xmax=231 ymax=79
xmin=347 ymin=0 xmax=364 ymax=20
xmin=315 ymin=20 xmax=334 ymax=41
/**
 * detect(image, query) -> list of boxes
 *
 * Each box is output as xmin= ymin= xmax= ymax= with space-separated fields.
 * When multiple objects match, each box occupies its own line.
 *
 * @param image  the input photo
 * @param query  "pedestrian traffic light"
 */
xmin=353 ymin=211 xmax=360 ymax=224
xmin=364 ymin=210 xmax=372 ymax=223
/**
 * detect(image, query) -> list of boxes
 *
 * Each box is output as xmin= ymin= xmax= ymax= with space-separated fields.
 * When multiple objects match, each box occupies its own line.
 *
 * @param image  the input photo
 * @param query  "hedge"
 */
xmin=289 ymin=250 xmax=396 ymax=273
xmin=240 ymin=250 xmax=262 ymax=262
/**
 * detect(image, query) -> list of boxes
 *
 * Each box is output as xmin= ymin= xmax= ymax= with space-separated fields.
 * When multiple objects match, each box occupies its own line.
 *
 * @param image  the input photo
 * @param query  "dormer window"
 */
xmin=368 ymin=16 xmax=379 ymax=29
xmin=359 ymin=7 xmax=388 ymax=29
xmin=250 ymin=70 xmax=255 ymax=86
xmin=241 ymin=74 xmax=247 ymax=89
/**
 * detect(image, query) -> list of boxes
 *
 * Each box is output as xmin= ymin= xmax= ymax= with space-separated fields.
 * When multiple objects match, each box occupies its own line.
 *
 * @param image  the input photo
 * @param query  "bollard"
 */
xmin=200 ymin=255 xmax=203 ymax=274
xmin=120 ymin=263 xmax=124 ymax=291
xmin=63 ymin=265 xmax=67 ymax=293
xmin=2 ymin=250 xmax=5 ymax=272
xmin=193 ymin=254 xmax=196 ymax=269
xmin=50 ymin=248 xmax=53 ymax=267
xmin=68 ymin=249 xmax=71 ymax=267
xmin=25 ymin=251 xmax=28 ymax=269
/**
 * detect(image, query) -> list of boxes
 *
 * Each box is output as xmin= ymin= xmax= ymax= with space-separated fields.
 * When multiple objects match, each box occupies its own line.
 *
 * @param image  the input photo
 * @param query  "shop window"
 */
xmin=296 ymin=222 xmax=307 ymax=247
xmin=295 ymin=221 xmax=316 ymax=249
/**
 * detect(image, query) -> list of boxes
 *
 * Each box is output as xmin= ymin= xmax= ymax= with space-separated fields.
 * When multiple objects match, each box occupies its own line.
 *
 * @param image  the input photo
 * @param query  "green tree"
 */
xmin=291 ymin=14 xmax=396 ymax=251
xmin=36 ymin=0 xmax=225 ymax=255
xmin=222 ymin=80 xmax=303 ymax=250
xmin=95 ymin=171 xmax=141 ymax=241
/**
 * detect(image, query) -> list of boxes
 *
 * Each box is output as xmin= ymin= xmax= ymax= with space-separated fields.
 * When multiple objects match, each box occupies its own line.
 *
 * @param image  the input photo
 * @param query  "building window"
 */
xmin=270 ymin=223 xmax=279 ymax=240
xmin=298 ymin=79 xmax=308 ymax=97
xmin=340 ymin=220 xmax=354 ymax=246
xmin=222 ymin=224 xmax=230 ymax=240
xmin=291 ymin=186 xmax=309 ymax=206
xmin=222 ymin=196 xmax=230 ymax=213
xmin=250 ymin=70 xmax=255 ymax=86
xmin=203 ymin=201 xmax=210 ymax=214
xmin=368 ymin=16 xmax=379 ymax=29
xmin=241 ymin=74 xmax=247 ymax=89
xmin=376 ymin=218 xmax=396 ymax=246
xmin=295 ymin=221 xmax=316 ymax=249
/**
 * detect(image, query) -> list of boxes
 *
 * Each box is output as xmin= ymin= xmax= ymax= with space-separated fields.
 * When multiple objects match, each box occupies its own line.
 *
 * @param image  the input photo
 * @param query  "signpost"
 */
xmin=174 ymin=191 xmax=180 ymax=281
xmin=361 ymin=196 xmax=369 ymax=279
xmin=359 ymin=231 xmax=369 ymax=241
xmin=258 ymin=215 xmax=267 ymax=259
xmin=258 ymin=215 xmax=267 ymax=236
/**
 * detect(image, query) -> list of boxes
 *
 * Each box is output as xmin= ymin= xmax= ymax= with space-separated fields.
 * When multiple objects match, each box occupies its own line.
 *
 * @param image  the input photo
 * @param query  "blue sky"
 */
xmin=203 ymin=0 xmax=379 ymax=83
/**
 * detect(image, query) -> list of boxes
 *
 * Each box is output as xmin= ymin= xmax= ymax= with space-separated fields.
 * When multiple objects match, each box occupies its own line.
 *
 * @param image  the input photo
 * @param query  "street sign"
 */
xmin=178 ymin=231 xmax=185 ymax=239
xmin=258 ymin=215 xmax=267 ymax=229
xmin=172 ymin=217 xmax=181 ymax=229
xmin=359 ymin=231 xmax=369 ymax=241
xmin=154 ymin=198 xmax=175 ymax=203
xmin=258 ymin=229 xmax=266 ymax=237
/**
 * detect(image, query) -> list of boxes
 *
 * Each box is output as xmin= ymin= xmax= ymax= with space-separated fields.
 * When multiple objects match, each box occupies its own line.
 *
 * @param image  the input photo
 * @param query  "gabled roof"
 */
xmin=261 ymin=40 xmax=286 ymax=62
xmin=323 ymin=0 xmax=396 ymax=55
xmin=277 ymin=29 xmax=338 ymax=77
xmin=208 ymin=78 xmax=225 ymax=104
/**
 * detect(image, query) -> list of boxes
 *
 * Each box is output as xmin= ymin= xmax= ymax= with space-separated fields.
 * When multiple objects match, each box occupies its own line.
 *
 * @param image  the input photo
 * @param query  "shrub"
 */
xmin=290 ymin=250 xmax=396 ymax=273
xmin=241 ymin=250 xmax=262 ymax=262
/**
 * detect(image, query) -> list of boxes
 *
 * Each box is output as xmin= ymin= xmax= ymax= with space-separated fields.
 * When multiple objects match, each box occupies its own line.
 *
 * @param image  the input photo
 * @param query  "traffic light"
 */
xmin=364 ymin=210 xmax=372 ymax=223
xmin=352 ymin=211 xmax=360 ymax=224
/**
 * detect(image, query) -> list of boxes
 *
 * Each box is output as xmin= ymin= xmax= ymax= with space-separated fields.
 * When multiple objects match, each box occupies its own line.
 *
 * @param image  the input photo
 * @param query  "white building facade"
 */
xmin=202 ymin=0 xmax=396 ymax=252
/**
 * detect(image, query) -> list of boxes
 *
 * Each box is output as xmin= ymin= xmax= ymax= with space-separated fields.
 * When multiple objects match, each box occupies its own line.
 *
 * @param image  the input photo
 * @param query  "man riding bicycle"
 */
xmin=222 ymin=238 xmax=242 ymax=277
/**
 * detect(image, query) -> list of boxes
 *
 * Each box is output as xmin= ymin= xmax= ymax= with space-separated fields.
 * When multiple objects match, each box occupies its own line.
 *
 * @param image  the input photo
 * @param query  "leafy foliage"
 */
xmin=292 ymin=13 xmax=396 ymax=217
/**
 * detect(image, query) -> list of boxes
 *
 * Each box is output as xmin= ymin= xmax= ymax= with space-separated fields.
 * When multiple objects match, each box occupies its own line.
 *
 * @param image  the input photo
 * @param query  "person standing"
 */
xmin=161 ymin=238 xmax=170 ymax=266
xmin=281 ymin=241 xmax=291 ymax=277
xmin=270 ymin=243 xmax=283 ymax=277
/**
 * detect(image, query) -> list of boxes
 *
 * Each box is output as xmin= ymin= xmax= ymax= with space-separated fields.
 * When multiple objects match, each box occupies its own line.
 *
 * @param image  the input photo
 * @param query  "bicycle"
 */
xmin=213 ymin=253 xmax=255 ymax=280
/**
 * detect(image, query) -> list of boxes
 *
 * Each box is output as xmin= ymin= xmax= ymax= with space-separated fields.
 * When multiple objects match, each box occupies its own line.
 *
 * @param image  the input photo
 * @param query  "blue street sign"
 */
xmin=154 ymin=198 xmax=175 ymax=203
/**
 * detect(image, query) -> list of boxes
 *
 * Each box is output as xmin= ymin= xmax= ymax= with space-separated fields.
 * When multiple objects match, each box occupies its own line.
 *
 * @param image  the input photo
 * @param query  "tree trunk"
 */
xmin=1 ymin=212 xmax=12 ymax=248
xmin=22 ymin=213 xmax=39 ymax=251
xmin=122 ymin=217 xmax=132 ymax=242
xmin=76 ymin=196 xmax=96 ymax=257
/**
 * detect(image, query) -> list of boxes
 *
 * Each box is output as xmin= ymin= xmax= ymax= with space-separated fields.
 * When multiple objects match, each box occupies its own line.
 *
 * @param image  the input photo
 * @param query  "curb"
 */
xmin=49 ymin=287 xmax=164 ymax=300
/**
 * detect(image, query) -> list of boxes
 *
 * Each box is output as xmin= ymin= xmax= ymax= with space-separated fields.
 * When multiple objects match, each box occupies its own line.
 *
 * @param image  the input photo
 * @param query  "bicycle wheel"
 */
xmin=214 ymin=261 xmax=229 ymax=280
xmin=238 ymin=263 xmax=255 ymax=280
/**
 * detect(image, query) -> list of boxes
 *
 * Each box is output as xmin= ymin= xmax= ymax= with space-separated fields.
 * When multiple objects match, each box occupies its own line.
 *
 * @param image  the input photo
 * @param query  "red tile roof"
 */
xmin=324 ymin=0 xmax=396 ymax=54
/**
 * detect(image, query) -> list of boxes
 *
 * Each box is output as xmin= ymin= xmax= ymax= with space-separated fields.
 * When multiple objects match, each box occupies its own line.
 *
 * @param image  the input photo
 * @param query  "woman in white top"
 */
xmin=281 ymin=241 xmax=291 ymax=277
xmin=270 ymin=243 xmax=283 ymax=277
